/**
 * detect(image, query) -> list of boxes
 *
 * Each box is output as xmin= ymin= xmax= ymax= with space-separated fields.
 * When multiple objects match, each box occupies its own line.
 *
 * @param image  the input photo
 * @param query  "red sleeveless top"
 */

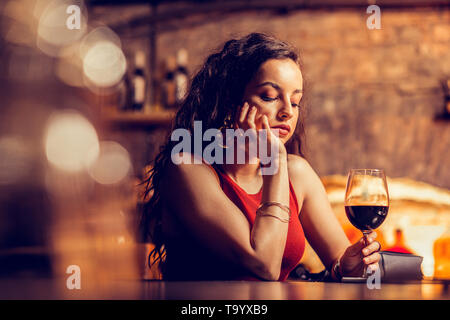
xmin=213 ymin=165 xmax=305 ymax=281
xmin=163 ymin=164 xmax=305 ymax=281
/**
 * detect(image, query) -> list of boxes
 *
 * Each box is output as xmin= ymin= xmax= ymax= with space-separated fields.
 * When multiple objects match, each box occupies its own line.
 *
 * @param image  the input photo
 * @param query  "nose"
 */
xmin=277 ymin=97 xmax=294 ymax=120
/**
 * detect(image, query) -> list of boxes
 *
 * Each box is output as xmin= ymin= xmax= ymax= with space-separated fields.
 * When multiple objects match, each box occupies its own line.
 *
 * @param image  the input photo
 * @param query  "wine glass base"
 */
xmin=341 ymin=277 xmax=368 ymax=283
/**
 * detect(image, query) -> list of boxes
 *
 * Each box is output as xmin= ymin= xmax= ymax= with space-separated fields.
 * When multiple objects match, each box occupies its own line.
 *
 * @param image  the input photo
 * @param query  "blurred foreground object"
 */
xmin=434 ymin=229 xmax=450 ymax=279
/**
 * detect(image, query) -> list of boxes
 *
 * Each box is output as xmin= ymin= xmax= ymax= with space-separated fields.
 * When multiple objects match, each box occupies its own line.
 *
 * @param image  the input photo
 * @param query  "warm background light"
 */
xmin=82 ymin=41 xmax=127 ymax=88
xmin=45 ymin=110 xmax=99 ymax=172
xmin=0 ymin=135 xmax=33 ymax=185
xmin=36 ymin=0 xmax=87 ymax=57
xmin=88 ymin=141 xmax=132 ymax=185
xmin=1 ymin=0 xmax=38 ymax=47
xmin=55 ymin=44 xmax=85 ymax=87
xmin=406 ymin=225 xmax=446 ymax=277
xmin=79 ymin=26 xmax=122 ymax=57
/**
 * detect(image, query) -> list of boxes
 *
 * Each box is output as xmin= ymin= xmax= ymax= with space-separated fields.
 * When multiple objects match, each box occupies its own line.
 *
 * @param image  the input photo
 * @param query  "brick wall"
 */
xmin=96 ymin=6 xmax=450 ymax=188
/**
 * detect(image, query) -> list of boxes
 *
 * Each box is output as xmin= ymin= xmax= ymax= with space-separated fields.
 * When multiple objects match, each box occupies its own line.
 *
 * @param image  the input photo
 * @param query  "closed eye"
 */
xmin=261 ymin=96 xmax=276 ymax=102
xmin=261 ymin=95 xmax=300 ymax=107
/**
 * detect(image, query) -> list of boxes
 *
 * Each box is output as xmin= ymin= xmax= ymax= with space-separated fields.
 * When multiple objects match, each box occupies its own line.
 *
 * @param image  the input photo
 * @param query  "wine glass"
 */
xmin=344 ymin=169 xmax=389 ymax=277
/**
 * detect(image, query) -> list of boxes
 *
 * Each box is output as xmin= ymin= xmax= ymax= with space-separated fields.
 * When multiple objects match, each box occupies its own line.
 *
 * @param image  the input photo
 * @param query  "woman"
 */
xmin=141 ymin=33 xmax=381 ymax=281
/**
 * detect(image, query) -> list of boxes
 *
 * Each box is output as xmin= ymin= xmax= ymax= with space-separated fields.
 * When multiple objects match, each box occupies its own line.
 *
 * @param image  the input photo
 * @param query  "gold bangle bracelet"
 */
xmin=256 ymin=210 xmax=290 ymax=223
xmin=257 ymin=201 xmax=291 ymax=216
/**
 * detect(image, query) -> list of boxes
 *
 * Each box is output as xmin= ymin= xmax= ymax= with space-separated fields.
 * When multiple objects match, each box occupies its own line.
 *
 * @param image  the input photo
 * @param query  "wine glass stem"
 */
xmin=362 ymin=230 xmax=371 ymax=278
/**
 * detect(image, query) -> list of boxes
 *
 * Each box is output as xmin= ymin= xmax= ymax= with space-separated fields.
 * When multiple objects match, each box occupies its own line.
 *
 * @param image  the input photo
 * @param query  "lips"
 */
xmin=270 ymin=124 xmax=291 ymax=136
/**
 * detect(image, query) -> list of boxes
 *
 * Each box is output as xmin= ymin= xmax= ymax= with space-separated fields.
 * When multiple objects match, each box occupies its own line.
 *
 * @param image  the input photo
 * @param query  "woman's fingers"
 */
xmin=364 ymin=230 xmax=377 ymax=243
xmin=247 ymin=106 xmax=257 ymax=130
xmin=367 ymin=262 xmax=379 ymax=273
xmin=363 ymin=252 xmax=381 ymax=265
xmin=238 ymin=102 xmax=250 ymax=125
xmin=346 ymin=231 xmax=378 ymax=255
xmin=238 ymin=102 xmax=258 ymax=131
xmin=363 ymin=240 xmax=381 ymax=256
xmin=261 ymin=115 xmax=270 ymax=133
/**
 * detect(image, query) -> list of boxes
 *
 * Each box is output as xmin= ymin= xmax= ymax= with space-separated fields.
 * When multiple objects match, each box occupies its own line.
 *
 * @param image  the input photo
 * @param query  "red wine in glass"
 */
xmin=345 ymin=205 xmax=388 ymax=231
xmin=344 ymin=169 xmax=389 ymax=277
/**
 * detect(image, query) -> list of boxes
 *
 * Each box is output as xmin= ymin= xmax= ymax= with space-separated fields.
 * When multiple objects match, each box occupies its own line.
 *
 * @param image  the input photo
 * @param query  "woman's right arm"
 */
xmin=251 ymin=154 xmax=290 ymax=279
xmin=166 ymin=152 xmax=290 ymax=280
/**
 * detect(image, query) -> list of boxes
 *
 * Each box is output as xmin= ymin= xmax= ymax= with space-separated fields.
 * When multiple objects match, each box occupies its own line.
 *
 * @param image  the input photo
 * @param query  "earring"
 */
xmin=221 ymin=115 xmax=234 ymax=130
xmin=217 ymin=115 xmax=233 ymax=149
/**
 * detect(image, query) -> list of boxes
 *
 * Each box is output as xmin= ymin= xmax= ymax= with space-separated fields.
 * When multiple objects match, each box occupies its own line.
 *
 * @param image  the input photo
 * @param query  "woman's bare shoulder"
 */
xmin=287 ymin=154 xmax=328 ymax=203
xmin=287 ymin=154 xmax=314 ymax=177
xmin=166 ymin=152 xmax=221 ymax=186
xmin=287 ymin=154 xmax=323 ymax=194
xmin=286 ymin=154 xmax=313 ymax=200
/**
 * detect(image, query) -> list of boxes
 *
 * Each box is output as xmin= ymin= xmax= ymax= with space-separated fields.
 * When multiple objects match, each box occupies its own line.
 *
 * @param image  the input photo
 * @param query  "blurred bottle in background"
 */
xmin=434 ymin=228 xmax=450 ymax=279
xmin=132 ymin=50 xmax=147 ymax=112
xmin=117 ymin=75 xmax=131 ymax=112
xmin=162 ymin=55 xmax=177 ymax=110
xmin=385 ymin=228 xmax=413 ymax=254
xmin=174 ymin=48 xmax=189 ymax=106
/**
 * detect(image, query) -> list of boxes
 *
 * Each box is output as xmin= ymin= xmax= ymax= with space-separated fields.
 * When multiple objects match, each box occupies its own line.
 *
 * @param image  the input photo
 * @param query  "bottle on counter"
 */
xmin=117 ymin=75 xmax=131 ymax=112
xmin=162 ymin=55 xmax=177 ymax=110
xmin=132 ymin=50 xmax=147 ymax=112
xmin=174 ymin=48 xmax=189 ymax=106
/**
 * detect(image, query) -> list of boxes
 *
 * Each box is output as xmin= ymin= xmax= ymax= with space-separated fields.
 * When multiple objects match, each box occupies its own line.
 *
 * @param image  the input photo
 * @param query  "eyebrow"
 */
xmin=256 ymin=81 xmax=303 ymax=94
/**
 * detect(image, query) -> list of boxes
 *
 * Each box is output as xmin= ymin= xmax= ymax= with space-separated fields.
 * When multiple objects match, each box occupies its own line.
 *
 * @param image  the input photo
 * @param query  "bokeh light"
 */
xmin=79 ymin=26 xmax=121 ymax=57
xmin=82 ymin=40 xmax=127 ymax=88
xmin=1 ymin=0 xmax=38 ymax=47
xmin=44 ymin=110 xmax=99 ymax=172
xmin=78 ymin=26 xmax=126 ymax=90
xmin=36 ymin=0 xmax=87 ymax=57
xmin=88 ymin=141 xmax=132 ymax=185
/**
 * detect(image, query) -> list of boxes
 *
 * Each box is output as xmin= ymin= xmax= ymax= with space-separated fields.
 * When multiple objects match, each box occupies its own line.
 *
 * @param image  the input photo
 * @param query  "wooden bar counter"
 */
xmin=145 ymin=280 xmax=450 ymax=300
xmin=0 ymin=278 xmax=449 ymax=300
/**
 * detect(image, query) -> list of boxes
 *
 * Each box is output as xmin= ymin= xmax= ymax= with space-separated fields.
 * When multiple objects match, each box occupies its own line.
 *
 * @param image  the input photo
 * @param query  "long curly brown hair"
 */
xmin=139 ymin=33 xmax=307 ymax=275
